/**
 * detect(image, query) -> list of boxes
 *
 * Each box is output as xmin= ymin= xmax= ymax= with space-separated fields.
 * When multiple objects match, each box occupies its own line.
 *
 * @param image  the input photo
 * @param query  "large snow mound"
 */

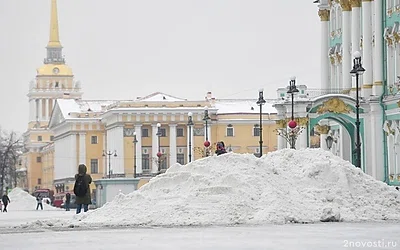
xmin=70 ymin=149 xmax=400 ymax=227
xmin=7 ymin=188 xmax=58 ymax=211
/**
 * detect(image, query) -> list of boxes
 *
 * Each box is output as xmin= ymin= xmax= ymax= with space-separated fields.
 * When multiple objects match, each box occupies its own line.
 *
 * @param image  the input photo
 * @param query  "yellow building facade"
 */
xmin=20 ymin=0 xmax=280 ymax=197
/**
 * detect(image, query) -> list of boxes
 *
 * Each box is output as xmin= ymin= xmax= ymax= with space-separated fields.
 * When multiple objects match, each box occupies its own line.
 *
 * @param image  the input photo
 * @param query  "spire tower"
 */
xmin=45 ymin=0 xmax=64 ymax=64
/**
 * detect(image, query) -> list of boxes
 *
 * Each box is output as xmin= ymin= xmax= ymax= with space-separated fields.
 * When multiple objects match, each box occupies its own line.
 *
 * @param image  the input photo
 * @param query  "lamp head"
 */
xmin=157 ymin=123 xmax=161 ymax=127
xmin=258 ymin=88 xmax=264 ymax=93
xmin=353 ymin=51 xmax=361 ymax=59
xmin=133 ymin=132 xmax=136 ymax=136
xmin=290 ymin=76 xmax=296 ymax=81
xmin=188 ymin=112 xmax=193 ymax=117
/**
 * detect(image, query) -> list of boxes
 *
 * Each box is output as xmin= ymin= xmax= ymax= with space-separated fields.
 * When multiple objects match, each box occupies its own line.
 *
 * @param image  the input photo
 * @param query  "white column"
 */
xmin=318 ymin=9 xmax=330 ymax=90
xmin=351 ymin=2 xmax=361 ymax=93
xmin=79 ymin=133 xmax=86 ymax=165
xmin=29 ymin=99 xmax=35 ymax=122
xmin=135 ymin=125 xmax=142 ymax=174
xmin=102 ymin=133 xmax=106 ymax=177
xmin=45 ymin=99 xmax=49 ymax=120
xmin=341 ymin=3 xmax=352 ymax=90
xmin=277 ymin=129 xmax=287 ymax=150
xmin=373 ymin=0 xmax=384 ymax=96
xmin=38 ymin=99 xmax=43 ymax=121
xmin=298 ymin=126 xmax=308 ymax=149
xmin=169 ymin=124 xmax=177 ymax=167
xmin=320 ymin=134 xmax=328 ymax=150
xmin=362 ymin=0 xmax=373 ymax=97
xmin=369 ymin=103 xmax=385 ymax=180
xmin=106 ymin=126 xmax=124 ymax=175
xmin=151 ymin=124 xmax=159 ymax=173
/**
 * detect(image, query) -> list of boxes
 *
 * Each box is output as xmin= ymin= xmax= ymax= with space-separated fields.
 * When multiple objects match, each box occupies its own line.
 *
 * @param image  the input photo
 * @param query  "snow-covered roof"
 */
xmin=214 ymin=99 xmax=277 ymax=114
xmin=57 ymin=99 xmax=117 ymax=119
xmin=137 ymin=92 xmax=187 ymax=102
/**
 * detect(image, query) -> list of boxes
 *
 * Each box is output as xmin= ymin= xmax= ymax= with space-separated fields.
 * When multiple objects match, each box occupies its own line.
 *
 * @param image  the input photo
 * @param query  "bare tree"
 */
xmin=0 ymin=127 xmax=23 ymax=195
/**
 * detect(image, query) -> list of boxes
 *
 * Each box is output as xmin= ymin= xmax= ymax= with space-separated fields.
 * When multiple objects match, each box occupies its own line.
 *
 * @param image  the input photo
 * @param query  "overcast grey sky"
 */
xmin=0 ymin=0 xmax=321 ymax=133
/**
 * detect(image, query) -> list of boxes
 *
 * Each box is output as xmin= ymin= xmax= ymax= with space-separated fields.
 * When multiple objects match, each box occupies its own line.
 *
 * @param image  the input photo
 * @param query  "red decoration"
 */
xmin=157 ymin=152 xmax=162 ymax=158
xmin=288 ymin=120 xmax=297 ymax=129
xmin=204 ymin=141 xmax=210 ymax=147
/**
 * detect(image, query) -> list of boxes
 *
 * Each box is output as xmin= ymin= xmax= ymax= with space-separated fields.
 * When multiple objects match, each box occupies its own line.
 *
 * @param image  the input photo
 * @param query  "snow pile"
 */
xmin=7 ymin=188 xmax=57 ymax=211
xmin=65 ymin=148 xmax=400 ymax=227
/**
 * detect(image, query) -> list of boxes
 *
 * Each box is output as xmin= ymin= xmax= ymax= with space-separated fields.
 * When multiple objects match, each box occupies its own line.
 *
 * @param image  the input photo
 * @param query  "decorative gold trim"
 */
xmin=361 ymin=0 xmax=373 ymax=1
xmin=339 ymin=0 xmax=352 ymax=11
xmin=394 ymin=33 xmax=400 ymax=43
xmin=362 ymin=84 xmax=373 ymax=89
xmin=318 ymin=9 xmax=330 ymax=21
xmin=396 ymin=100 xmax=400 ymax=107
xmin=296 ymin=117 xmax=309 ymax=127
xmin=329 ymin=55 xmax=336 ymax=65
xmin=350 ymin=0 xmax=361 ymax=7
xmin=315 ymin=124 xmax=330 ymax=134
xmin=275 ymin=119 xmax=287 ymax=129
xmin=317 ymin=98 xmax=352 ymax=114
xmin=374 ymin=81 xmax=383 ymax=86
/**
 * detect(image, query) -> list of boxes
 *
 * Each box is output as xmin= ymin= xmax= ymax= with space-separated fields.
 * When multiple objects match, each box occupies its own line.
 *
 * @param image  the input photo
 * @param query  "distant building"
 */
xmin=19 ymin=0 xmax=281 ymax=194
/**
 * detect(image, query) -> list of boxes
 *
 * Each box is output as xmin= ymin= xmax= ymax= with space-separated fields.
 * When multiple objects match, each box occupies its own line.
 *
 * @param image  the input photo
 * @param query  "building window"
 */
xmin=142 ymin=128 xmax=149 ymax=137
xmin=38 ymin=136 xmax=42 ymax=141
xmin=55 ymin=82 xmax=59 ymax=87
xmin=253 ymin=125 xmax=260 ymax=137
xmin=91 ymin=136 xmax=98 ymax=144
xmin=177 ymin=128 xmax=184 ymax=137
xmin=226 ymin=124 xmax=234 ymax=137
xmin=161 ymin=156 xmax=168 ymax=169
xmin=177 ymin=154 xmax=185 ymax=165
xmin=50 ymin=135 xmax=54 ymax=141
xmin=142 ymin=154 xmax=150 ymax=171
xmin=90 ymin=159 xmax=98 ymax=174
xmin=160 ymin=128 xmax=167 ymax=137
xmin=36 ymin=157 xmax=41 ymax=163
xmin=38 ymin=178 xmax=41 ymax=185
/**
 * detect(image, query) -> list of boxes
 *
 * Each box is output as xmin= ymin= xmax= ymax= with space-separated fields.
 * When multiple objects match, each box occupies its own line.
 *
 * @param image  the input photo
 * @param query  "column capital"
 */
xmin=350 ymin=0 xmax=361 ymax=7
xmin=339 ymin=0 xmax=352 ymax=11
xmin=318 ymin=9 xmax=330 ymax=21
xmin=315 ymin=124 xmax=330 ymax=134
xmin=169 ymin=124 xmax=177 ymax=127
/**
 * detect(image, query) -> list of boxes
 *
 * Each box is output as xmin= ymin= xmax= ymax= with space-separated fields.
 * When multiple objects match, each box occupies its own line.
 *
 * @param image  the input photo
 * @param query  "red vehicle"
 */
xmin=33 ymin=189 xmax=54 ymax=204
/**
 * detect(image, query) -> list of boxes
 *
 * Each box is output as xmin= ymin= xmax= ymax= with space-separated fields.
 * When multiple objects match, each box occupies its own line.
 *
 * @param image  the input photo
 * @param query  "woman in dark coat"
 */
xmin=74 ymin=164 xmax=92 ymax=214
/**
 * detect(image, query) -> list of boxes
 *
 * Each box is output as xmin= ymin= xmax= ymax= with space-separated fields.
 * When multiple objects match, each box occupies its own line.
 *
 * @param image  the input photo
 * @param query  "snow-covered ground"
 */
xmin=0 ymin=213 xmax=399 ymax=250
xmin=1 ymin=149 xmax=400 ymax=249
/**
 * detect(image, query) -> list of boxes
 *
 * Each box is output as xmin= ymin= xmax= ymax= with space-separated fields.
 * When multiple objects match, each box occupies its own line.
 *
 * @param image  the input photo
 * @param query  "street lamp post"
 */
xmin=187 ymin=112 xmax=194 ymax=162
xmin=350 ymin=51 xmax=365 ymax=169
xmin=326 ymin=135 xmax=334 ymax=150
xmin=256 ymin=88 xmax=266 ymax=157
xmin=287 ymin=76 xmax=299 ymax=149
xmin=133 ymin=132 xmax=138 ymax=178
xmin=156 ymin=123 xmax=162 ymax=172
xmin=102 ymin=150 xmax=117 ymax=179
xmin=203 ymin=106 xmax=211 ymax=156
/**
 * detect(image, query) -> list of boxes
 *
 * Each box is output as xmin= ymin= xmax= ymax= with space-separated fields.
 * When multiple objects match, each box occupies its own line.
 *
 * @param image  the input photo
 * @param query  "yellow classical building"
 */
xmin=20 ymin=0 xmax=280 ymax=197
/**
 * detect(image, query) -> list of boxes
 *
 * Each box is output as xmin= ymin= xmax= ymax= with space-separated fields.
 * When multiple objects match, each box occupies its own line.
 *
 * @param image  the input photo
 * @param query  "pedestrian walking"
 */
xmin=65 ymin=192 xmax=71 ymax=211
xmin=36 ymin=195 xmax=43 ymax=210
xmin=2 ymin=193 xmax=10 ymax=212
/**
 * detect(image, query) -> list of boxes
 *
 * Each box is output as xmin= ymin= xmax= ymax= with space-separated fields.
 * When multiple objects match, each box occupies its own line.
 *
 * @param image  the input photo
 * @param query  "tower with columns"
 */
xmin=22 ymin=0 xmax=82 ymax=192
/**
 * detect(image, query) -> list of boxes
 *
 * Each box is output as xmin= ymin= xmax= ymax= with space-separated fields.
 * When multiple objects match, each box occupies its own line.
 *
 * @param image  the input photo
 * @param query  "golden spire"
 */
xmin=47 ymin=0 xmax=61 ymax=47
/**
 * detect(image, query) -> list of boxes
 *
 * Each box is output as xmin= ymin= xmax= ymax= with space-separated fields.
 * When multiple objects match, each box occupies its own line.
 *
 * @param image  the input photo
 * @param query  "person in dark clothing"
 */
xmin=215 ymin=141 xmax=227 ymax=156
xmin=396 ymin=186 xmax=399 ymax=191
xmin=2 ymin=194 xmax=10 ymax=212
xmin=74 ymin=164 xmax=92 ymax=214
xmin=36 ymin=195 xmax=43 ymax=210
xmin=65 ymin=192 xmax=71 ymax=211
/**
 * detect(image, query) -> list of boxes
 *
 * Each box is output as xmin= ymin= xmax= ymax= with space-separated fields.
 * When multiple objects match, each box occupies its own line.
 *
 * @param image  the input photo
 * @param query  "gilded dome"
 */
xmin=36 ymin=64 xmax=73 ymax=76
